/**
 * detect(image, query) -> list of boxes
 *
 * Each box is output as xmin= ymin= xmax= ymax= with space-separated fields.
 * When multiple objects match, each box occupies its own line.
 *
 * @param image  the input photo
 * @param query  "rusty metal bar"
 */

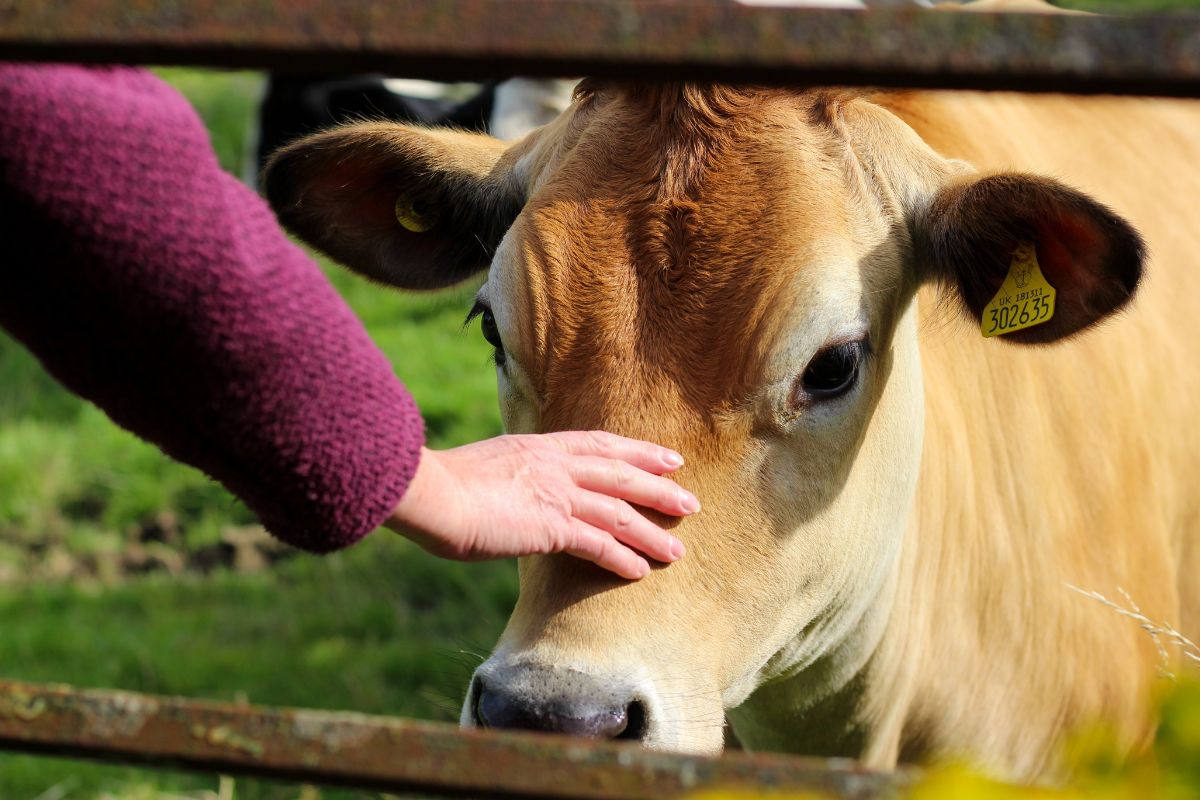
xmin=0 ymin=0 xmax=1199 ymax=97
xmin=0 ymin=679 xmax=904 ymax=799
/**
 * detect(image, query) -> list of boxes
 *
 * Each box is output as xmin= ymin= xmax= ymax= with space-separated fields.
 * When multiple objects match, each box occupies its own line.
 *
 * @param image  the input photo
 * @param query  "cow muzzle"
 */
xmin=465 ymin=663 xmax=649 ymax=741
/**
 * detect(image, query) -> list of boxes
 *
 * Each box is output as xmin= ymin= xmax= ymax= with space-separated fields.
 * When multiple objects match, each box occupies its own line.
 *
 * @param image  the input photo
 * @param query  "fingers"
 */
xmin=570 ymin=490 xmax=684 ymax=564
xmin=563 ymin=520 xmax=652 ymax=580
xmin=568 ymin=455 xmax=699 ymax=518
xmin=546 ymin=430 xmax=684 ymax=474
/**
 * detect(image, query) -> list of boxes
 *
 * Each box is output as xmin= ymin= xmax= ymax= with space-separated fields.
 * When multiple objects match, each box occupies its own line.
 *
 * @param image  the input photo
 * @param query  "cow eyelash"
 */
xmin=466 ymin=300 xmax=507 ymax=368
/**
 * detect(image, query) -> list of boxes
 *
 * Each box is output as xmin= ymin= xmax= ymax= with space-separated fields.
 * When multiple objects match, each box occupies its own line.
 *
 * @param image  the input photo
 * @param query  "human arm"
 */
xmin=0 ymin=63 xmax=422 ymax=551
xmin=0 ymin=64 xmax=695 ymax=572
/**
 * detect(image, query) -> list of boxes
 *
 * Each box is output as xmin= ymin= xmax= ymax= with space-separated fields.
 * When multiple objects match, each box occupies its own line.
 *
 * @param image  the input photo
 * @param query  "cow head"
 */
xmin=264 ymin=83 xmax=1143 ymax=754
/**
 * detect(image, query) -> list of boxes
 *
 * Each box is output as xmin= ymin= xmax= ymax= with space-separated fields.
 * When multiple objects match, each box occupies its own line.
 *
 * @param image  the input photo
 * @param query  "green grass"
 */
xmin=0 ymin=69 xmax=510 ymax=798
xmin=0 ymin=539 xmax=516 ymax=799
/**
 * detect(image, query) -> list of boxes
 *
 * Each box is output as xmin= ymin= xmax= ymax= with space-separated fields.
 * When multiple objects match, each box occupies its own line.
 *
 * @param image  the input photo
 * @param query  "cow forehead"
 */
xmin=494 ymin=85 xmax=888 ymax=427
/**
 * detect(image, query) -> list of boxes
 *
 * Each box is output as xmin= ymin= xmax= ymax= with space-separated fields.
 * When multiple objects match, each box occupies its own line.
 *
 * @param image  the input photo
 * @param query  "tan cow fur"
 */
xmin=264 ymin=40 xmax=1200 ymax=785
xmin=866 ymin=90 xmax=1200 ymax=774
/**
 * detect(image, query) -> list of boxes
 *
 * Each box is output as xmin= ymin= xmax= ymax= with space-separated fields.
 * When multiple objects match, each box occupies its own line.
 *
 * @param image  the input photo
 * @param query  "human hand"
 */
xmin=385 ymin=432 xmax=698 ymax=579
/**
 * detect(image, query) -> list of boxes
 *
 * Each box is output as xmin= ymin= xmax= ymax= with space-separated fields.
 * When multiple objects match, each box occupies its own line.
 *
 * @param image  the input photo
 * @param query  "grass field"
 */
xmin=0 ymin=70 xmax=512 ymax=799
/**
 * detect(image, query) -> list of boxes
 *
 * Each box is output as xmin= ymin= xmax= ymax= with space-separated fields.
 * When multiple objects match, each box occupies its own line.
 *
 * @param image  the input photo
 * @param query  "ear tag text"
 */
xmin=395 ymin=193 xmax=435 ymax=233
xmin=981 ymin=241 xmax=1057 ymax=337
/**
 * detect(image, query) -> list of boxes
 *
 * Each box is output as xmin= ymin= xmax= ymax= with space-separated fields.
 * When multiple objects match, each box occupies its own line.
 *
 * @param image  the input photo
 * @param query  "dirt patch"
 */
xmin=0 ymin=514 xmax=297 ymax=585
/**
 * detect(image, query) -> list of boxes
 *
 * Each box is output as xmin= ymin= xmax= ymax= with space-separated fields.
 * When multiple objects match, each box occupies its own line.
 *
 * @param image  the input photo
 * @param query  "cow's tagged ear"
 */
xmin=916 ymin=173 xmax=1145 ymax=344
xmin=262 ymin=123 xmax=524 ymax=290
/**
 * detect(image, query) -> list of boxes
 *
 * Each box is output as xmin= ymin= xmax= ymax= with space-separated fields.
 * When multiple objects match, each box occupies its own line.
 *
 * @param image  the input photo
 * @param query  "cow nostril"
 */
xmin=617 ymin=701 xmax=647 ymax=741
xmin=473 ymin=678 xmax=489 ymax=728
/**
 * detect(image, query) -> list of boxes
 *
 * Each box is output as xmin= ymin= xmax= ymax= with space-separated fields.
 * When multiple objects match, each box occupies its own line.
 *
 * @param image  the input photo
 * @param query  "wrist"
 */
xmin=385 ymin=446 xmax=463 ymax=556
xmin=386 ymin=446 xmax=436 ymax=530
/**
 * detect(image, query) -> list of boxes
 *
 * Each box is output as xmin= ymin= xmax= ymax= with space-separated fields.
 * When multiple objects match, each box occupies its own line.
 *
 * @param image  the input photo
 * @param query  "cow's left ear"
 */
xmin=916 ymin=173 xmax=1146 ymax=344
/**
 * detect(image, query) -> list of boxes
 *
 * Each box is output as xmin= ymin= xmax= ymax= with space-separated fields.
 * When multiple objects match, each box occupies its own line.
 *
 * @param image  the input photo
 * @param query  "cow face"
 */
xmin=265 ymin=84 xmax=1142 ymax=754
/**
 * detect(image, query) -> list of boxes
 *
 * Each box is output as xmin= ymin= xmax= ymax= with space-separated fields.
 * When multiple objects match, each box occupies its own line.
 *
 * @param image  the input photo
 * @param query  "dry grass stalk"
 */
xmin=1067 ymin=583 xmax=1200 ymax=680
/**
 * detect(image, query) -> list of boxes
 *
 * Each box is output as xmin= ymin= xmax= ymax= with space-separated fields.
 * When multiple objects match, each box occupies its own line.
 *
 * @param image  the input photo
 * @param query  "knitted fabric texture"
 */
xmin=0 ymin=64 xmax=425 ymax=552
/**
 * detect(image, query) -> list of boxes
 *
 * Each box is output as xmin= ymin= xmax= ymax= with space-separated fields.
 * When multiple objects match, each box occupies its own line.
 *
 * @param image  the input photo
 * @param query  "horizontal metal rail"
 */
xmin=0 ymin=0 xmax=1199 ymax=97
xmin=0 ymin=679 xmax=904 ymax=799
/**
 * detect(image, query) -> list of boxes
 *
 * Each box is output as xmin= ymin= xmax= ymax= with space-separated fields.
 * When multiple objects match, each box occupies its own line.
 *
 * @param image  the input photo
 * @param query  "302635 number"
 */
xmin=986 ymin=296 xmax=1052 ymax=334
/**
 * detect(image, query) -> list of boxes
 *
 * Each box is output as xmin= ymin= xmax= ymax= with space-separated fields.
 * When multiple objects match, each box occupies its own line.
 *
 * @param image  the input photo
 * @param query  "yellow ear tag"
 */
xmin=394 ymin=193 xmax=435 ymax=233
xmin=981 ymin=241 xmax=1057 ymax=337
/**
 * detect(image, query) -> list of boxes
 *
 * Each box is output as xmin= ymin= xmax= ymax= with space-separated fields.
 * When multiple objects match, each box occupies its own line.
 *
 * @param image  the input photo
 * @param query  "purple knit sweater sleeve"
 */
xmin=0 ymin=64 xmax=425 ymax=552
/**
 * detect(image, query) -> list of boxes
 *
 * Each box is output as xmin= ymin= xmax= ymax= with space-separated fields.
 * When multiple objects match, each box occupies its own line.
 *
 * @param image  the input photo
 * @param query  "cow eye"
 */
xmin=798 ymin=340 xmax=865 ymax=402
xmin=478 ymin=306 xmax=506 ymax=367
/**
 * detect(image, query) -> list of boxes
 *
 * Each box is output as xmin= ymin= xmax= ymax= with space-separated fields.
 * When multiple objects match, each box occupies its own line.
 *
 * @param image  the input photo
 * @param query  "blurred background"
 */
xmin=0 ymin=0 xmax=1193 ymax=796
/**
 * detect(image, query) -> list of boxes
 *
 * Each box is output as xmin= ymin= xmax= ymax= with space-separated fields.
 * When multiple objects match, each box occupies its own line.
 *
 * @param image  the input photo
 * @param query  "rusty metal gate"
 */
xmin=0 ymin=0 xmax=1197 ymax=796
xmin=2 ymin=0 xmax=1199 ymax=96
xmin=0 ymin=679 xmax=902 ymax=798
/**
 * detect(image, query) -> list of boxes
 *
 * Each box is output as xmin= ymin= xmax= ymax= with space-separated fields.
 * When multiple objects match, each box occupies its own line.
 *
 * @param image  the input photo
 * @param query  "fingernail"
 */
xmin=662 ymin=450 xmax=685 ymax=468
xmin=636 ymin=559 xmax=651 ymax=578
xmin=669 ymin=537 xmax=686 ymax=560
xmin=680 ymin=492 xmax=700 ymax=514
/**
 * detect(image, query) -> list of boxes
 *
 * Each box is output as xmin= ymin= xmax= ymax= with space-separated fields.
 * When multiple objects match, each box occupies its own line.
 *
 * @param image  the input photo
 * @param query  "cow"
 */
xmin=261 ymin=30 xmax=1200 ymax=784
